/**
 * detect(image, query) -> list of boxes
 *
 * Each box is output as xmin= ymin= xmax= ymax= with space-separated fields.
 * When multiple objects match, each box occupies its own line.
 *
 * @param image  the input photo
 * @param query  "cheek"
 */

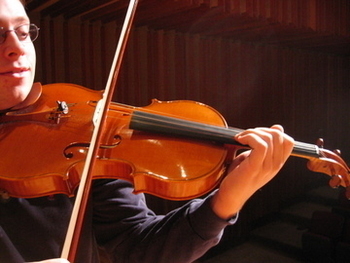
xmin=29 ymin=46 xmax=36 ymax=80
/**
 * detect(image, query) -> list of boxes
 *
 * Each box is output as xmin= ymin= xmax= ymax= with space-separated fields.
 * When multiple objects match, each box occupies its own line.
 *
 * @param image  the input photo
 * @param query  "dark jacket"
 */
xmin=0 ymin=179 xmax=235 ymax=263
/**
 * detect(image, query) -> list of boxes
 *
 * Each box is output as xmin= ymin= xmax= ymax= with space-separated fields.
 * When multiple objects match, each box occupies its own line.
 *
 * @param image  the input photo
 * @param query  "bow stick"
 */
xmin=60 ymin=0 xmax=139 ymax=261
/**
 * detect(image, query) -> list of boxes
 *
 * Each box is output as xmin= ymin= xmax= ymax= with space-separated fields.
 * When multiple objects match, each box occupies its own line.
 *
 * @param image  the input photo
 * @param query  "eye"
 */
xmin=16 ymin=25 xmax=30 ymax=40
xmin=0 ymin=28 xmax=6 ymax=43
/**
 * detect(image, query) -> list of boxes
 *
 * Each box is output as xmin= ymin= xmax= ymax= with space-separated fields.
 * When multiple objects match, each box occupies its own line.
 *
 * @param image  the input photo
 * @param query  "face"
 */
xmin=0 ymin=0 xmax=36 ymax=110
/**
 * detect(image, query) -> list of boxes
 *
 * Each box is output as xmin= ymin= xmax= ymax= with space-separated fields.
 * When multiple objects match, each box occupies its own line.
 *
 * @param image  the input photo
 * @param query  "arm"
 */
xmin=91 ymin=179 xmax=231 ymax=263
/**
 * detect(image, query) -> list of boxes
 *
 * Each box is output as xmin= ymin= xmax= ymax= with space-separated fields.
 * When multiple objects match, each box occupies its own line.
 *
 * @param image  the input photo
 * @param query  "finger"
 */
xmin=270 ymin=124 xmax=284 ymax=133
xmin=258 ymin=125 xmax=295 ymax=168
xmin=228 ymin=150 xmax=251 ymax=172
xmin=268 ymin=124 xmax=295 ymax=161
xmin=235 ymin=130 xmax=269 ymax=167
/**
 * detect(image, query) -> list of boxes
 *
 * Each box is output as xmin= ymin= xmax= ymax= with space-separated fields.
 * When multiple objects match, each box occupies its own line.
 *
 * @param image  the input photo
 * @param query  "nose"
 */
xmin=2 ymin=31 xmax=26 ymax=60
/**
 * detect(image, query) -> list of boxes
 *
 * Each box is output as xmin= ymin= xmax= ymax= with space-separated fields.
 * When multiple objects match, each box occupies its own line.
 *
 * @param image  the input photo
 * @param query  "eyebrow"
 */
xmin=0 ymin=16 xmax=30 ymax=27
xmin=12 ymin=16 xmax=30 ymax=25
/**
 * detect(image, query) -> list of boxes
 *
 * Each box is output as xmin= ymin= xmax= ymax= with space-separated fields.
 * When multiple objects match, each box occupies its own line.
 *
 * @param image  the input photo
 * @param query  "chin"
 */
xmin=0 ymin=84 xmax=32 ymax=110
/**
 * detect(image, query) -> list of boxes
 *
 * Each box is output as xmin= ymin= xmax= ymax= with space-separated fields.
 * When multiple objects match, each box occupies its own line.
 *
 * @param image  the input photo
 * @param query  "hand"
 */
xmin=210 ymin=125 xmax=294 ymax=220
xmin=28 ymin=259 xmax=70 ymax=263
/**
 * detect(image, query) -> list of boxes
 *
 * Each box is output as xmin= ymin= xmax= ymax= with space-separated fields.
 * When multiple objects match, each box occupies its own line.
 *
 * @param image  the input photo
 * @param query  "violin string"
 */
xmin=127 ymin=109 xmax=320 ymax=158
xmin=131 ymin=110 xmax=240 ymax=142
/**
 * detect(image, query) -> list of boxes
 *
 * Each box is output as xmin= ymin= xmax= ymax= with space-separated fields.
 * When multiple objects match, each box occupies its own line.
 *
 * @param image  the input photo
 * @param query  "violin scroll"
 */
xmin=306 ymin=139 xmax=350 ymax=199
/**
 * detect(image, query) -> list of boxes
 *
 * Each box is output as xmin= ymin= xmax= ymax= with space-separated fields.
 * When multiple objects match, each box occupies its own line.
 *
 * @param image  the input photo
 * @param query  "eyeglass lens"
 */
xmin=0 ymin=24 xmax=39 ymax=44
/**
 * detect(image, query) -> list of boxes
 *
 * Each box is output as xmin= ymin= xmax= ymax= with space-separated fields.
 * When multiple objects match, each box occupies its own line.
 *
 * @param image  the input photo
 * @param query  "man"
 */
xmin=0 ymin=0 xmax=294 ymax=262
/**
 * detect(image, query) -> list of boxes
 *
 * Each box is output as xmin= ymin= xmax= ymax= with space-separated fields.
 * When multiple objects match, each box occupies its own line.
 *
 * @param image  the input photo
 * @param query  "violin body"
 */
xmin=0 ymin=83 xmax=230 ymax=200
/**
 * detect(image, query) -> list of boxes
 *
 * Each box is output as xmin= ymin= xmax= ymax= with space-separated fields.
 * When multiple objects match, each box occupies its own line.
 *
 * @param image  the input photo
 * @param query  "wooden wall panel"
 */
xmin=223 ymin=0 xmax=350 ymax=35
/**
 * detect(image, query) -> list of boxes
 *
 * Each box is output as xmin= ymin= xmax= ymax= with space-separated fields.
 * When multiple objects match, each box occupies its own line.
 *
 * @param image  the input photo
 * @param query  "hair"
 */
xmin=20 ymin=0 xmax=25 ymax=6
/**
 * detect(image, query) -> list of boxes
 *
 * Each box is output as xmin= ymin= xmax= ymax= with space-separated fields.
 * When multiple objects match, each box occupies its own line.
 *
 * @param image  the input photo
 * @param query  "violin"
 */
xmin=2 ymin=0 xmax=349 ymax=261
xmin=0 ymin=82 xmax=227 ymax=200
xmin=1 ymin=82 xmax=349 ymax=201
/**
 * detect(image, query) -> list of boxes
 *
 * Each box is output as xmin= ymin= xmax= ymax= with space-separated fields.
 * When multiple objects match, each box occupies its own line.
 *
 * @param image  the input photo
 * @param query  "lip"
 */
xmin=0 ymin=68 xmax=30 ymax=77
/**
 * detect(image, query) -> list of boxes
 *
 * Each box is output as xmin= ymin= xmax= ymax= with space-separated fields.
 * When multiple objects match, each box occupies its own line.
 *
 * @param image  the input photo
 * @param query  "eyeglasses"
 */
xmin=0 ymin=24 xmax=40 ymax=44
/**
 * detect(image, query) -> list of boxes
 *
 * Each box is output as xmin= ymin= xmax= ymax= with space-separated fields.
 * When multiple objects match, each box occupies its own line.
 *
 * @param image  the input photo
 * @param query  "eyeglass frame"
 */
xmin=0 ymin=24 xmax=40 ymax=44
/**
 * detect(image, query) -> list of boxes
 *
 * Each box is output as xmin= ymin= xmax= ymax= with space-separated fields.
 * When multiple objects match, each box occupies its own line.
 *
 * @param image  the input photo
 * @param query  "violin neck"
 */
xmin=130 ymin=110 xmax=320 ymax=160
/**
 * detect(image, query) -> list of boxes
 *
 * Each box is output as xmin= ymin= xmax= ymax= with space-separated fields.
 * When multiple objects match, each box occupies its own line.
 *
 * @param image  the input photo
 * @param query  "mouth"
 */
xmin=0 ymin=68 xmax=30 ymax=77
